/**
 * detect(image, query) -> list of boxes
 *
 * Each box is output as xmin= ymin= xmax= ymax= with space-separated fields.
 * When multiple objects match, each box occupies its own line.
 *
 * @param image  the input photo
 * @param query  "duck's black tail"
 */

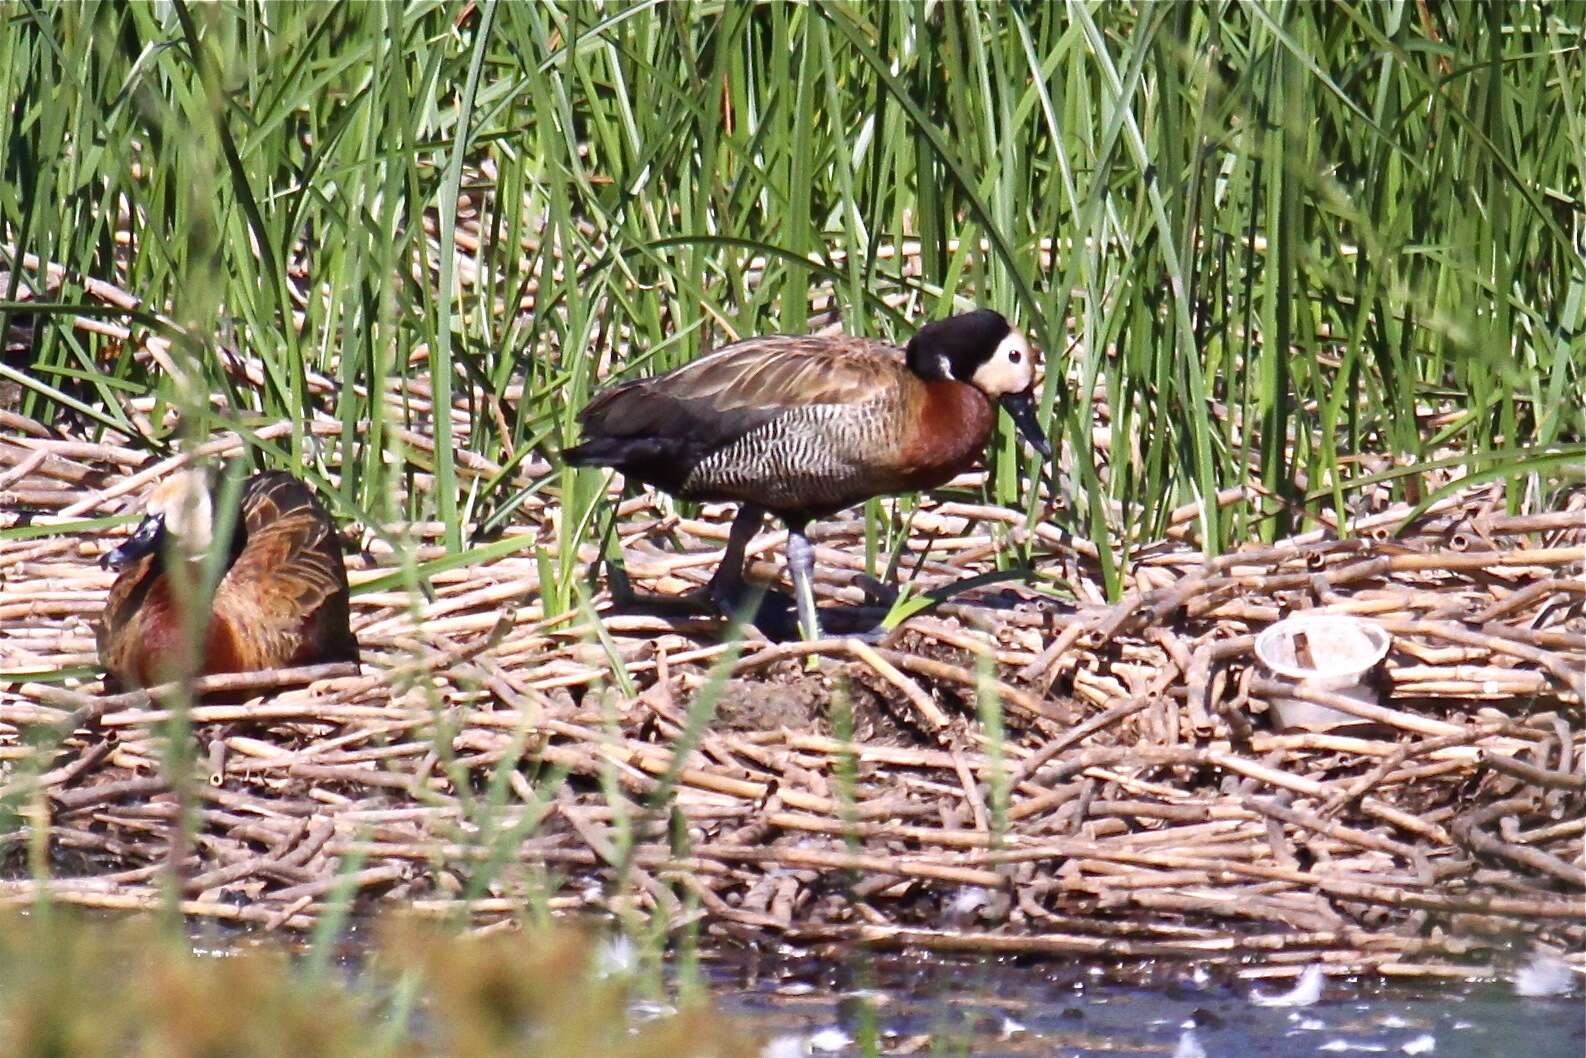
xmin=561 ymin=439 xmax=619 ymax=467
xmin=562 ymin=436 xmax=696 ymax=494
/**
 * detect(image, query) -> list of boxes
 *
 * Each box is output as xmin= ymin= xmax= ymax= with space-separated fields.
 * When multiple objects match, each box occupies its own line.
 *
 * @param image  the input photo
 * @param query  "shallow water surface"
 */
xmin=711 ymin=953 xmax=1585 ymax=1058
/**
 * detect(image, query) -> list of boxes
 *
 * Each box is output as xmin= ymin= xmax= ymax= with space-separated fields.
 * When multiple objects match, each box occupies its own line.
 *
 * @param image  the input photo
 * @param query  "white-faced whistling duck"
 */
xmin=97 ymin=469 xmax=359 ymax=692
xmin=565 ymin=308 xmax=1050 ymax=640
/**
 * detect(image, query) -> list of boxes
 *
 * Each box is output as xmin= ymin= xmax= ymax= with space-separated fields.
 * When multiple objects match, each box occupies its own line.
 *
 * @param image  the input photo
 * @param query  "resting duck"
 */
xmin=97 ymin=469 xmax=359 ymax=691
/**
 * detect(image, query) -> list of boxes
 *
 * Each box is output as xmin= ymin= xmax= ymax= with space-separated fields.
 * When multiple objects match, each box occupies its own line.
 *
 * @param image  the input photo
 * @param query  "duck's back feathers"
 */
xmin=631 ymin=335 xmax=905 ymax=412
xmin=214 ymin=472 xmax=359 ymax=667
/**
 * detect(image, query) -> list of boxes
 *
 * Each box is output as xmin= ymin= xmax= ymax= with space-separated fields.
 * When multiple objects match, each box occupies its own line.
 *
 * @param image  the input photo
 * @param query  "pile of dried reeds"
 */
xmin=2 ymin=417 xmax=1581 ymax=980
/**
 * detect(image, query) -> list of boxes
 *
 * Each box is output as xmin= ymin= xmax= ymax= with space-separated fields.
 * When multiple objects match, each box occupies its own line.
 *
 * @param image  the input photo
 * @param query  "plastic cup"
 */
xmin=1253 ymin=614 xmax=1392 ymax=731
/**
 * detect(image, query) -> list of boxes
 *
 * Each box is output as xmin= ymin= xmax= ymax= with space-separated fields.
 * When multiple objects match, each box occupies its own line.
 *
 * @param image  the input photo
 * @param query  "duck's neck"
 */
xmin=156 ymin=552 xmax=216 ymax=597
xmin=900 ymin=380 xmax=996 ymax=484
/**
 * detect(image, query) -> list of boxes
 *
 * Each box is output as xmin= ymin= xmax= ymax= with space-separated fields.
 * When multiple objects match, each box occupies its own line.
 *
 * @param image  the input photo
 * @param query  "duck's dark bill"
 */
xmin=101 ymin=514 xmax=165 ymax=570
xmin=998 ymin=390 xmax=1052 ymax=458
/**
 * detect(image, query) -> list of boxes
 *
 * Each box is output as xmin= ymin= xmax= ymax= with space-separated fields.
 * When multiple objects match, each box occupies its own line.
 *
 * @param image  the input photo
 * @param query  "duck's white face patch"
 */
xmin=970 ymin=329 xmax=1035 ymax=396
xmin=147 ymin=470 xmax=213 ymax=556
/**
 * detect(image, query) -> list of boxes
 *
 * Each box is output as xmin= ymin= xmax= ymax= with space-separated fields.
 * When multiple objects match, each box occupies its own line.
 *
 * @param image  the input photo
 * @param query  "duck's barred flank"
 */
xmin=683 ymin=398 xmax=898 ymax=511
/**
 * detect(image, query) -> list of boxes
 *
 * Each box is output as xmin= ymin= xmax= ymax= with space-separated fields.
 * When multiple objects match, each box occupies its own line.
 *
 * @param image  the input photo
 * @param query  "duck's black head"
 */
xmin=906 ymin=309 xmax=1015 ymax=384
xmin=906 ymin=308 xmax=1051 ymax=456
xmin=99 ymin=466 xmax=245 ymax=571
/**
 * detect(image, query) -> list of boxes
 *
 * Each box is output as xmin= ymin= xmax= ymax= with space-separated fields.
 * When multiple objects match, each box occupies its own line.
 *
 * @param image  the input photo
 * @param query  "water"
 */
xmin=176 ymin=918 xmax=1585 ymax=1056
xmin=712 ymin=953 xmax=1585 ymax=1058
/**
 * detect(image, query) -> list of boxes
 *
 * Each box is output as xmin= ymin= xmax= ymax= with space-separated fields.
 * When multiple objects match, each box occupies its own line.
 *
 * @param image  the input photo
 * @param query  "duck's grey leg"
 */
xmin=784 ymin=520 xmax=822 ymax=641
xmin=705 ymin=504 xmax=766 ymax=616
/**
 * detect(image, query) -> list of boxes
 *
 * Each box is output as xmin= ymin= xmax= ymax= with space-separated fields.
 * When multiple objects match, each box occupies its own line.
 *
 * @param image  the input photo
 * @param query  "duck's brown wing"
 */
xmin=213 ymin=472 xmax=359 ymax=668
xmin=566 ymin=335 xmax=906 ymax=493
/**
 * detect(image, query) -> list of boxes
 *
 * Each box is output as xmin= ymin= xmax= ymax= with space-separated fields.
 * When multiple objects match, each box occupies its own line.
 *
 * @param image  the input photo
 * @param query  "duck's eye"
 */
xmin=1009 ymin=349 xmax=1022 ymax=363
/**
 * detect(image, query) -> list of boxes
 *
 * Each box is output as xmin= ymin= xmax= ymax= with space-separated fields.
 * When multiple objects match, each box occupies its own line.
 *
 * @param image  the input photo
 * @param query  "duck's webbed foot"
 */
xmin=598 ymin=503 xmax=790 ymax=634
xmin=712 ymin=579 xmax=798 ymax=639
xmin=774 ymin=524 xmax=894 ymax=643
xmin=599 ymin=505 xmax=892 ymax=644
xmin=602 ymin=557 xmax=718 ymax=617
xmin=602 ymin=554 xmax=803 ymax=638
xmin=716 ymin=587 xmax=888 ymax=644
xmin=813 ymin=603 xmax=890 ymax=643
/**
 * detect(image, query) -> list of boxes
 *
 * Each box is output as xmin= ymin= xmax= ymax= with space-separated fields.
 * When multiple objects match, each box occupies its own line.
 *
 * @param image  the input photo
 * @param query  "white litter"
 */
xmin=1251 ymin=964 xmax=1326 ymax=1007
xmin=1514 ymin=949 xmax=1574 ymax=997
xmin=807 ymin=1026 xmax=851 ymax=1052
xmin=1173 ymin=1028 xmax=1208 ymax=1058
xmin=760 ymin=1035 xmax=808 ymax=1058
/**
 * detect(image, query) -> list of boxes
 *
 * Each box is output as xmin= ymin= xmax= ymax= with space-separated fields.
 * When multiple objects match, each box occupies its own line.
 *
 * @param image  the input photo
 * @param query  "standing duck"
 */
xmin=566 ymin=308 xmax=1050 ymax=639
xmin=97 ymin=469 xmax=359 ymax=692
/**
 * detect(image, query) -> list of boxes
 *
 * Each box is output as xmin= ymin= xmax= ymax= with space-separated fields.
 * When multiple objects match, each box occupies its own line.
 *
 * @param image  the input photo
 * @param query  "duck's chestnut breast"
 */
xmin=894 ymin=380 xmax=997 ymax=489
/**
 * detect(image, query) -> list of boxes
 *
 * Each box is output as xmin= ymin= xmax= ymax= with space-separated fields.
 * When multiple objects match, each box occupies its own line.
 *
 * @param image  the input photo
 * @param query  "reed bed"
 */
xmin=2 ymin=411 xmax=1581 ymax=981
xmin=2 ymin=2 xmax=1582 ymax=984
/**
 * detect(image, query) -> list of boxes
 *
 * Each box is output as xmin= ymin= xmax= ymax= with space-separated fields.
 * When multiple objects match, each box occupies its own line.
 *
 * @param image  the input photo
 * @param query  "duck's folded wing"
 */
xmin=577 ymin=335 xmax=903 ymax=451
xmin=215 ymin=474 xmax=358 ymax=664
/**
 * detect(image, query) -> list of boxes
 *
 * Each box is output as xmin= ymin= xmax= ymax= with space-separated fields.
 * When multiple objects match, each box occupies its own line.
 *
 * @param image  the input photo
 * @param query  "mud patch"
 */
xmin=711 ymin=673 xmax=829 ymax=733
xmin=706 ymin=667 xmax=927 ymax=745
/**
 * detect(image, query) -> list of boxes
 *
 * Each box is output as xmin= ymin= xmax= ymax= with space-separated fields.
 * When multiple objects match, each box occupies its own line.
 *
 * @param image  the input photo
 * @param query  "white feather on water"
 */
xmin=948 ymin=886 xmax=993 ymax=916
xmin=593 ymin=934 xmax=638 ymax=978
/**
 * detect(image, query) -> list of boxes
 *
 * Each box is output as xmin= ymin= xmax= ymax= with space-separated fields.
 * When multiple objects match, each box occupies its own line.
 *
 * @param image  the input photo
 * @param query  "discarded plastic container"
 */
xmin=1253 ymin=614 xmax=1392 ymax=731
